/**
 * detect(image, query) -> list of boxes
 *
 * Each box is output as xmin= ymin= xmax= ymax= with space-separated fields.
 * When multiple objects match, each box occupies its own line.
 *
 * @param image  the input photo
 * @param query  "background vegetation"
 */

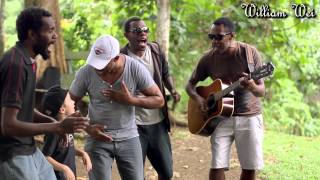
xmin=3 ymin=0 xmax=320 ymax=136
xmin=1 ymin=1 xmax=320 ymax=178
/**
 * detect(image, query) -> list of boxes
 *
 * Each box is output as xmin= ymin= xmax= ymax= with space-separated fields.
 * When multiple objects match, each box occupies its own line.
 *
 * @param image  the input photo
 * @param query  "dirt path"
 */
xmin=76 ymin=127 xmax=242 ymax=180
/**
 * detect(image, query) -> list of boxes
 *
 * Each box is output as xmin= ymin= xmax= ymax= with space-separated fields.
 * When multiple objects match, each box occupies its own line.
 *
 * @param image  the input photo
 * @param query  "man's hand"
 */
xmin=171 ymin=91 xmax=181 ymax=103
xmin=62 ymin=165 xmax=76 ymax=180
xmin=195 ymin=95 xmax=208 ymax=113
xmin=101 ymin=81 xmax=132 ymax=104
xmin=67 ymin=111 xmax=82 ymax=118
xmin=86 ymin=124 xmax=113 ymax=142
xmin=239 ymin=72 xmax=256 ymax=91
xmin=59 ymin=117 xmax=89 ymax=134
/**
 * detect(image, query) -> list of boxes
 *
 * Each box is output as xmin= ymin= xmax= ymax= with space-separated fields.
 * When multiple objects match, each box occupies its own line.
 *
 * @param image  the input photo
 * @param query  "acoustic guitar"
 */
xmin=188 ymin=62 xmax=275 ymax=136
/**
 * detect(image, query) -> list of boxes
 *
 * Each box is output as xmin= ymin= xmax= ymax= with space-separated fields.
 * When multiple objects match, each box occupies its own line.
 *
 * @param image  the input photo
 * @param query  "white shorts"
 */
xmin=210 ymin=114 xmax=264 ymax=170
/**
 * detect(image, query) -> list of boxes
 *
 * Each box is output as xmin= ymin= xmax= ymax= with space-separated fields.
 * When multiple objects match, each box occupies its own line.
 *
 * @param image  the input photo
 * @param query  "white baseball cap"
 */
xmin=86 ymin=35 xmax=120 ymax=70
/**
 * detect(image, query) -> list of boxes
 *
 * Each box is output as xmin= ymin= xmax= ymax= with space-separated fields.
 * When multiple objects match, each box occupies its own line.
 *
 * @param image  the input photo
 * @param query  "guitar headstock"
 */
xmin=251 ymin=62 xmax=275 ymax=80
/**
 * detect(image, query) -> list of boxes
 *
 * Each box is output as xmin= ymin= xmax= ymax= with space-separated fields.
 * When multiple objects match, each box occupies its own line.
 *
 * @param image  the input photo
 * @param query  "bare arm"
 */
xmin=240 ymin=73 xmax=265 ymax=97
xmin=163 ymin=76 xmax=176 ymax=94
xmin=241 ymin=78 xmax=265 ymax=97
xmin=33 ymin=109 xmax=56 ymax=123
xmin=132 ymin=84 xmax=164 ymax=109
xmin=46 ymin=156 xmax=75 ymax=180
xmin=75 ymin=148 xmax=85 ymax=156
xmin=46 ymin=156 xmax=71 ymax=172
xmin=163 ymin=76 xmax=180 ymax=102
xmin=186 ymin=81 xmax=202 ymax=102
xmin=69 ymin=92 xmax=113 ymax=142
xmin=1 ymin=107 xmax=62 ymax=136
xmin=75 ymin=148 xmax=92 ymax=172
xmin=69 ymin=92 xmax=83 ymax=104
xmin=247 ymin=48 xmax=266 ymax=97
xmin=1 ymin=107 xmax=88 ymax=137
xmin=186 ymin=80 xmax=207 ymax=112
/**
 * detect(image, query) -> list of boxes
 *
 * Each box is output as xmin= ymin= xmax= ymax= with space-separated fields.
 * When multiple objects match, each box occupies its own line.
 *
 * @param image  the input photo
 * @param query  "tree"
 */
xmin=25 ymin=0 xmax=67 ymax=80
xmin=156 ymin=0 xmax=170 ymax=60
xmin=0 ymin=0 xmax=5 ymax=57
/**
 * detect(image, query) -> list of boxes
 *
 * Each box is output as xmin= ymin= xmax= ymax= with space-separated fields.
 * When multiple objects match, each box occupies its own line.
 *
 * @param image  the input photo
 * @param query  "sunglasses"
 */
xmin=208 ymin=32 xmax=231 ymax=41
xmin=129 ymin=27 xmax=149 ymax=34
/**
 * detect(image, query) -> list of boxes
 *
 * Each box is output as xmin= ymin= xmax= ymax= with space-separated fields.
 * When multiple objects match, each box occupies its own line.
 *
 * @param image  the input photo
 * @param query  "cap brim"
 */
xmin=87 ymin=52 xmax=111 ymax=70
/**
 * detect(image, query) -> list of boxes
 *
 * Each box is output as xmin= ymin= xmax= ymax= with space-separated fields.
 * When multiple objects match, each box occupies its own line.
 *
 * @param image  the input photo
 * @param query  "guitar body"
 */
xmin=188 ymin=79 xmax=234 ymax=136
xmin=187 ymin=62 xmax=275 ymax=136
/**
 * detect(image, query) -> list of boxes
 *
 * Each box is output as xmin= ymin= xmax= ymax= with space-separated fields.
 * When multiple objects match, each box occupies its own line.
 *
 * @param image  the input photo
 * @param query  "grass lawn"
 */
xmin=261 ymin=131 xmax=320 ymax=180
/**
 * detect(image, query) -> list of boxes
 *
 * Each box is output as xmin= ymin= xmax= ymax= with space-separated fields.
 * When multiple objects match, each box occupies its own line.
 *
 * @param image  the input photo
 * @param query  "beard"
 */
xmin=33 ymin=40 xmax=50 ymax=60
xmin=212 ymin=42 xmax=228 ymax=54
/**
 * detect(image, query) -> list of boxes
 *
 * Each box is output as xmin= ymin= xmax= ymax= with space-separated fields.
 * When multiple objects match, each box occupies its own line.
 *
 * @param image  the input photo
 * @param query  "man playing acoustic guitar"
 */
xmin=186 ymin=17 xmax=265 ymax=180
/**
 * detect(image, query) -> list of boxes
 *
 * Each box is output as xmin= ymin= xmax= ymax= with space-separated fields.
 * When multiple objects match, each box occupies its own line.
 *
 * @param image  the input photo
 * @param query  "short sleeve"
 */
xmin=251 ymin=47 xmax=264 ymax=83
xmin=69 ymin=66 xmax=88 ymax=98
xmin=188 ymin=55 xmax=208 ymax=84
xmin=132 ymin=60 xmax=155 ymax=91
xmin=0 ymin=51 xmax=26 ymax=109
xmin=252 ymin=47 xmax=263 ymax=68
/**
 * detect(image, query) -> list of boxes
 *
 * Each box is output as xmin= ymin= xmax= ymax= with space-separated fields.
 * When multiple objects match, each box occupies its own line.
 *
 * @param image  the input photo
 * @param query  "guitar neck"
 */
xmin=215 ymin=80 xmax=241 ymax=100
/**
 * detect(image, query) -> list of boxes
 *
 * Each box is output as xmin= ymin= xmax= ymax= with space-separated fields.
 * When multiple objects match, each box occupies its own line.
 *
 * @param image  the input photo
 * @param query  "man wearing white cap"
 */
xmin=69 ymin=35 xmax=164 ymax=180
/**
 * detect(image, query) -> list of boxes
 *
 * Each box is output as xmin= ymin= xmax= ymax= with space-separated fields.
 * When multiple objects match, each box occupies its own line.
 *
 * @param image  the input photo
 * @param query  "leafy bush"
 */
xmin=58 ymin=0 xmax=320 ymax=136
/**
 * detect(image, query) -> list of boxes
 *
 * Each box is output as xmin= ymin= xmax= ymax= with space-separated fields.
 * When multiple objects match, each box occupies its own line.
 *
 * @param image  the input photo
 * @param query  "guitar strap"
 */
xmin=237 ymin=41 xmax=255 ymax=73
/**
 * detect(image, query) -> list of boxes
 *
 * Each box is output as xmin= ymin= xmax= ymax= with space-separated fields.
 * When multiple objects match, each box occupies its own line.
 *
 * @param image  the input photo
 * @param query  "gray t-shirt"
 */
xmin=128 ymin=46 xmax=163 ymax=125
xmin=70 ymin=55 xmax=155 ymax=141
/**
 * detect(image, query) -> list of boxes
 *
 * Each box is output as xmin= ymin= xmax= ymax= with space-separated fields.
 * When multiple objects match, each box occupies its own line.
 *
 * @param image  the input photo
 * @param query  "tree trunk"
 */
xmin=156 ymin=0 xmax=170 ymax=60
xmin=25 ymin=0 xmax=67 ymax=80
xmin=0 ymin=0 xmax=5 ymax=57
xmin=156 ymin=0 xmax=186 ymax=128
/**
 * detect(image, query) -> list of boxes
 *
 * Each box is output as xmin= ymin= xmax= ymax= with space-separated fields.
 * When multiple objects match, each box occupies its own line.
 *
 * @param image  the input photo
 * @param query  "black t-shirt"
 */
xmin=0 ymin=42 xmax=37 ymax=161
xmin=42 ymin=133 xmax=76 ymax=180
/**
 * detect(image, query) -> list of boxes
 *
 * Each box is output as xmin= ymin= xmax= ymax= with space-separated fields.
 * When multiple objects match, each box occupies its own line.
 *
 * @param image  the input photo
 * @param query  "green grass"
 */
xmin=261 ymin=131 xmax=320 ymax=180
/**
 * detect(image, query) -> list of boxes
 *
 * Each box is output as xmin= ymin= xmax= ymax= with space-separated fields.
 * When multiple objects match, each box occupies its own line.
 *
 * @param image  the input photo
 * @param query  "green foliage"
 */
xmin=59 ymin=0 xmax=159 ymax=70
xmin=263 ymin=78 xmax=320 ymax=136
xmin=113 ymin=0 xmax=157 ymax=44
xmin=3 ymin=0 xmax=318 ymax=136
xmin=169 ymin=1 xmax=320 ymax=136
xmin=261 ymin=131 xmax=320 ymax=179
xmin=3 ymin=0 xmax=23 ymax=49
xmin=58 ymin=0 xmax=320 ymax=136
xmin=0 ymin=0 xmax=316 ymax=139
xmin=60 ymin=0 xmax=118 ymax=51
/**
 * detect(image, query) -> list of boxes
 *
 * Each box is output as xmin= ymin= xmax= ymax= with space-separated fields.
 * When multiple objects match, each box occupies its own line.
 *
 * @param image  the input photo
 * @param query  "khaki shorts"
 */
xmin=210 ymin=114 xmax=264 ymax=170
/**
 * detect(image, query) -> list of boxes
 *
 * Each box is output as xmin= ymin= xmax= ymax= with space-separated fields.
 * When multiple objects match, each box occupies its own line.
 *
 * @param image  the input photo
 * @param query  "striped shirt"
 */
xmin=0 ymin=41 xmax=37 ymax=161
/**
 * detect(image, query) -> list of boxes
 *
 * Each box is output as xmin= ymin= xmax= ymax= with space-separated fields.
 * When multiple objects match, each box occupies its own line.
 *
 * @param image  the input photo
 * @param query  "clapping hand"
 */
xmin=59 ymin=116 xmax=89 ymax=134
xmin=86 ymin=124 xmax=113 ymax=142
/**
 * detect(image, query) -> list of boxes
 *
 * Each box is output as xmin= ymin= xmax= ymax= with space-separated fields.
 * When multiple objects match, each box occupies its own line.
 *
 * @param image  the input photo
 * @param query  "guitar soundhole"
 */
xmin=207 ymin=105 xmax=218 ymax=116
xmin=207 ymin=95 xmax=217 ymax=115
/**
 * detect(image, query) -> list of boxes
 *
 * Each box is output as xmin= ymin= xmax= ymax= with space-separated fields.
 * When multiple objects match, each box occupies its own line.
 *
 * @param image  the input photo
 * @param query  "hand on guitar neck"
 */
xmin=239 ymin=72 xmax=265 ymax=97
xmin=239 ymin=72 xmax=255 ymax=90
